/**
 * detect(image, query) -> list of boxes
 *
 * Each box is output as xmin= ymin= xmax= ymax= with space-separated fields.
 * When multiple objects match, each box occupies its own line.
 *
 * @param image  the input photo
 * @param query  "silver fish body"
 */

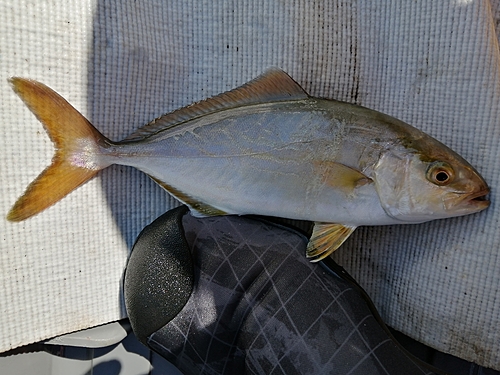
xmin=106 ymin=99 xmax=403 ymax=225
xmin=7 ymin=69 xmax=489 ymax=261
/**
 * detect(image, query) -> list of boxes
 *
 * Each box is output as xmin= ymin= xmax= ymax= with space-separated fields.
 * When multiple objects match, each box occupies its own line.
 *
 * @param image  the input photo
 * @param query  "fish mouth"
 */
xmin=455 ymin=188 xmax=490 ymax=212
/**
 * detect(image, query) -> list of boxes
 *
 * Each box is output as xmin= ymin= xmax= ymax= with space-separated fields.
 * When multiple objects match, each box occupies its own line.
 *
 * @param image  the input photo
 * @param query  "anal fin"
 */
xmin=148 ymin=175 xmax=227 ymax=217
xmin=306 ymin=222 xmax=357 ymax=262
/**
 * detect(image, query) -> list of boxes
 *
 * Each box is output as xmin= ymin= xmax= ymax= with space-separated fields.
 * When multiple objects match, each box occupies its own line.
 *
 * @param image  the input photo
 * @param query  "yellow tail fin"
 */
xmin=7 ymin=78 xmax=110 ymax=222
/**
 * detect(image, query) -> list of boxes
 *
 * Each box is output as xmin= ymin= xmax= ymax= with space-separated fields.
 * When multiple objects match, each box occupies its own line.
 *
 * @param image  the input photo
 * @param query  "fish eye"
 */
xmin=426 ymin=161 xmax=455 ymax=186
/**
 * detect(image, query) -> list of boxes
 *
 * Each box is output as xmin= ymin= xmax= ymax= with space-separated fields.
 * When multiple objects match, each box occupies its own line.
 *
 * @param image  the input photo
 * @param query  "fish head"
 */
xmin=373 ymin=141 xmax=490 ymax=223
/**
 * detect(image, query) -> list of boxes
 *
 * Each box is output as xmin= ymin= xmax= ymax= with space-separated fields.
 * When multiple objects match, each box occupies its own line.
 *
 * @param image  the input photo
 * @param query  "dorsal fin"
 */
xmin=124 ymin=68 xmax=309 ymax=141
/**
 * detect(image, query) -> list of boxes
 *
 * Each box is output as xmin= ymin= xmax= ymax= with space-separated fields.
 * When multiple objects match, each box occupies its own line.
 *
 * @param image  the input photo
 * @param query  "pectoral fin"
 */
xmin=306 ymin=222 xmax=357 ymax=262
xmin=314 ymin=161 xmax=372 ymax=196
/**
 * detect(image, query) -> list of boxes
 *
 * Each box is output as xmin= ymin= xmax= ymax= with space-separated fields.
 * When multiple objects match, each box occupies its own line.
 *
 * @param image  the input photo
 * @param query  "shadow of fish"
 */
xmin=7 ymin=69 xmax=489 ymax=261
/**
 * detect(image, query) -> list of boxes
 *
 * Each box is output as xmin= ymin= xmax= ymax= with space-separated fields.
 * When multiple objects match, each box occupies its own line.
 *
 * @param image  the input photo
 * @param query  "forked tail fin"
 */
xmin=7 ymin=78 xmax=111 ymax=221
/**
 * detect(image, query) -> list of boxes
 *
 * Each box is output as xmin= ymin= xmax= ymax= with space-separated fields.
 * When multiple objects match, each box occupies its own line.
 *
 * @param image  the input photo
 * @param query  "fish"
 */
xmin=7 ymin=69 xmax=490 ymax=261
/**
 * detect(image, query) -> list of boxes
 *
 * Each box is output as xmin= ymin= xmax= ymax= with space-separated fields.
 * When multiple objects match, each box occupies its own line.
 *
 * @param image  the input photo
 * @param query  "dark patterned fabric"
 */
xmin=129 ymin=210 xmax=440 ymax=375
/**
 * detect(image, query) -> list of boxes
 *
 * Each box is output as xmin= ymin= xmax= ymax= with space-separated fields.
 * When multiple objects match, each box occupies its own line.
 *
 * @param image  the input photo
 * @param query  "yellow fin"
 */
xmin=306 ymin=222 xmax=357 ymax=262
xmin=7 ymin=78 xmax=109 ymax=221
xmin=124 ymin=68 xmax=309 ymax=141
xmin=314 ymin=161 xmax=372 ymax=195
xmin=148 ymin=176 xmax=227 ymax=217
xmin=7 ymin=159 xmax=100 ymax=222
